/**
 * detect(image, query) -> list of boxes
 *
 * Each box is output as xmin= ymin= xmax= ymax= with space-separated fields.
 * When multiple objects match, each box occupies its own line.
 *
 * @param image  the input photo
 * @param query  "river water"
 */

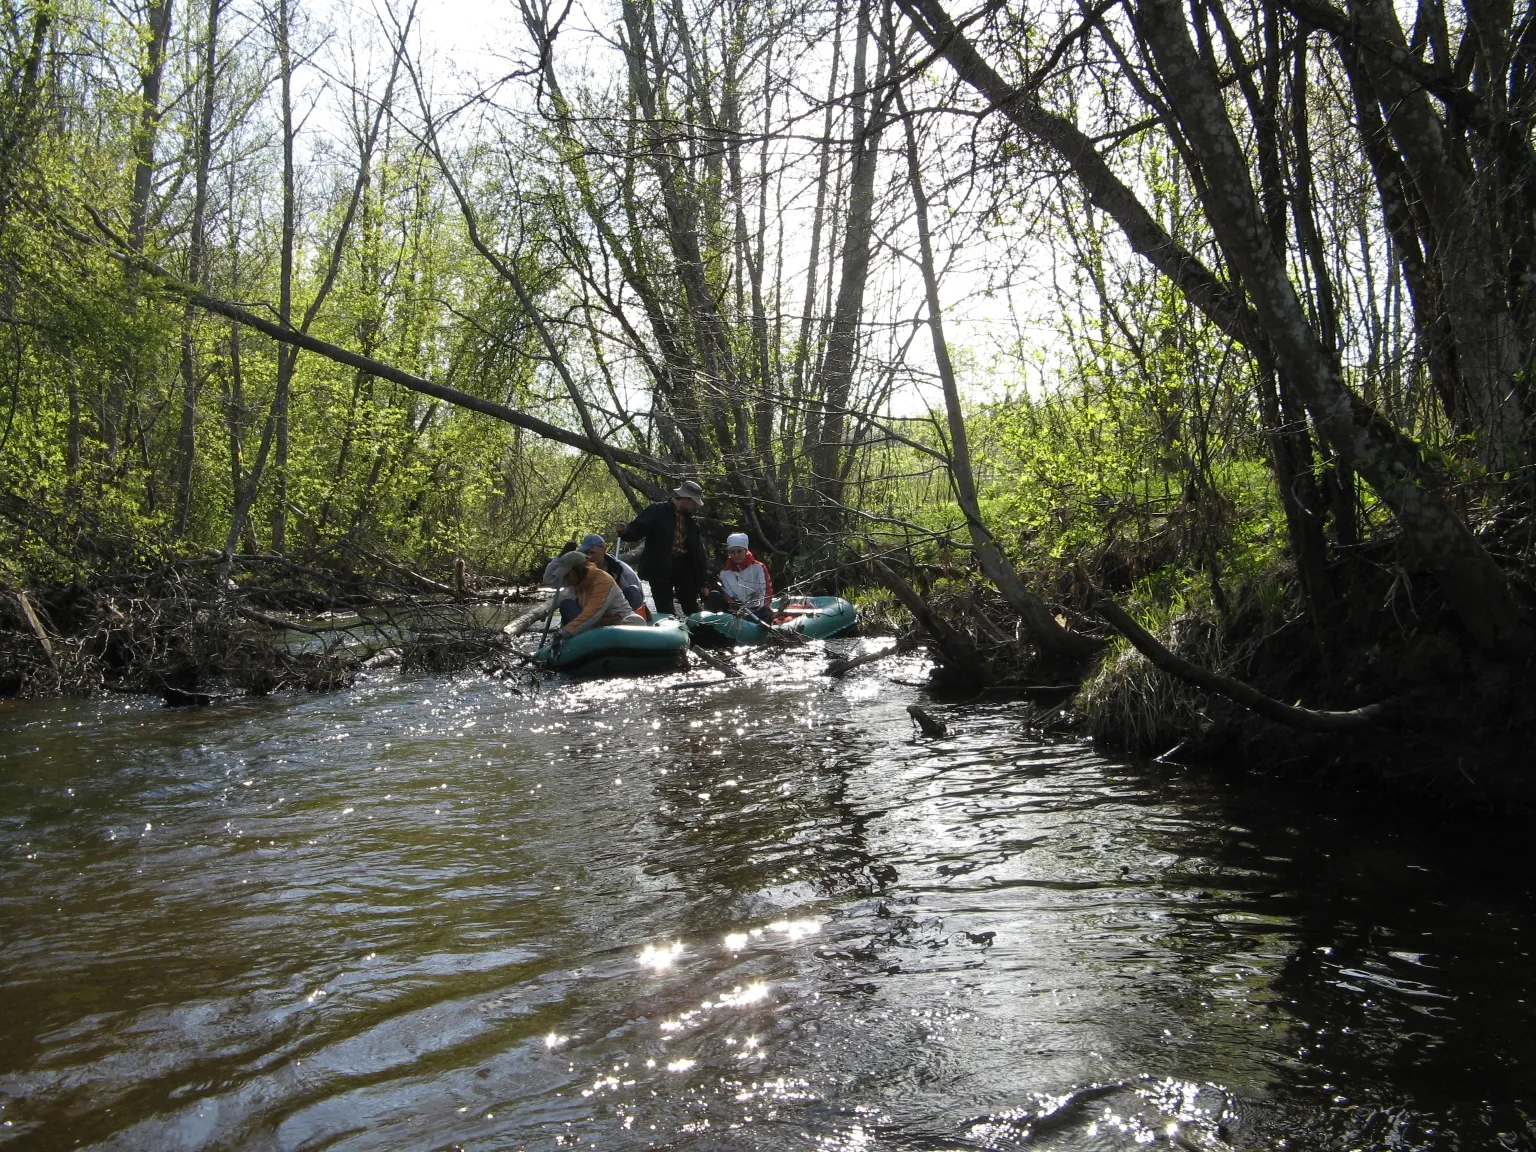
xmin=1 ymin=643 xmax=1532 ymax=1151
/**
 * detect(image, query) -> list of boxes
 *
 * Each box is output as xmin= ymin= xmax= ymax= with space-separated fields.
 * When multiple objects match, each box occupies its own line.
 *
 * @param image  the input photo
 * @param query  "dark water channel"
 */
xmin=1 ymin=644 xmax=1532 ymax=1150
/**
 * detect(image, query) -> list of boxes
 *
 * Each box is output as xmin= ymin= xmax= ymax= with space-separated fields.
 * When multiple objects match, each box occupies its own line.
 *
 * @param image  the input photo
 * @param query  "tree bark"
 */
xmin=899 ymin=92 xmax=1100 ymax=660
xmin=108 ymin=0 xmax=173 ymax=461
xmin=1131 ymin=0 xmax=1530 ymax=655
xmin=868 ymin=558 xmax=996 ymax=685
xmin=1344 ymin=0 xmax=1527 ymax=467
xmin=897 ymin=0 xmax=1530 ymax=655
xmin=270 ymin=0 xmax=296 ymax=553
xmin=174 ymin=0 xmax=223 ymax=534
xmin=812 ymin=0 xmax=883 ymax=506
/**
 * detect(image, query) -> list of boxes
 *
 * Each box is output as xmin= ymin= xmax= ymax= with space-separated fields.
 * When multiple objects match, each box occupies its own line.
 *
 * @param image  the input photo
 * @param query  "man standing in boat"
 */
xmin=616 ymin=481 xmax=709 ymax=617
xmin=703 ymin=533 xmax=774 ymax=624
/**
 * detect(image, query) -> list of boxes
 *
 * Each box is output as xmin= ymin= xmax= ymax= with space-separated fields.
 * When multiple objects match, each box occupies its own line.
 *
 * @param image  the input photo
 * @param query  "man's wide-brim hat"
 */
xmin=673 ymin=480 xmax=705 ymax=504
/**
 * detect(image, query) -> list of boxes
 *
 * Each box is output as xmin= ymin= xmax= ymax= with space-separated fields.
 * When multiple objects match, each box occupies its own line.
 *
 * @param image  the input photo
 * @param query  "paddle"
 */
xmin=736 ymin=606 xmax=807 ymax=646
xmin=536 ymin=588 xmax=560 ymax=658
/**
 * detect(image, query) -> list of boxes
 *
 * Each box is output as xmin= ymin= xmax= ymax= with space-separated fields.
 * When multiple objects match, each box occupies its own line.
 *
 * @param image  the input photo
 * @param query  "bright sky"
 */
xmin=332 ymin=0 xmax=1070 ymax=417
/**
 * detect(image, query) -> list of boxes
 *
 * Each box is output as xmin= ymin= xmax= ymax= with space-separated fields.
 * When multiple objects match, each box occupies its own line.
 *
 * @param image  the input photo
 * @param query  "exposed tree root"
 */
xmin=1094 ymin=597 xmax=1388 ymax=732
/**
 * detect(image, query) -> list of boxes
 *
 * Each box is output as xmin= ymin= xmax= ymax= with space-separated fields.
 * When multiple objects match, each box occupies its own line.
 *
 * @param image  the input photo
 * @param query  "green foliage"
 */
xmin=0 ymin=2 xmax=633 ymax=585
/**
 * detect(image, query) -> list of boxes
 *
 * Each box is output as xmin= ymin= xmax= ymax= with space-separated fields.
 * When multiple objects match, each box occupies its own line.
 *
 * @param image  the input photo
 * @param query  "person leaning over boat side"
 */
xmin=615 ymin=481 xmax=709 ymax=617
xmin=579 ymin=534 xmax=647 ymax=616
xmin=548 ymin=552 xmax=641 ymax=642
xmin=540 ymin=534 xmax=646 ymax=625
xmin=704 ymin=532 xmax=774 ymax=624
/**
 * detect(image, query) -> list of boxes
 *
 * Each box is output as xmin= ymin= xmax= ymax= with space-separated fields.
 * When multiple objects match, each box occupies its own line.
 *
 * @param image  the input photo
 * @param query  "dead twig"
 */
xmin=12 ymin=589 xmax=54 ymax=666
xmin=826 ymin=628 xmax=920 ymax=677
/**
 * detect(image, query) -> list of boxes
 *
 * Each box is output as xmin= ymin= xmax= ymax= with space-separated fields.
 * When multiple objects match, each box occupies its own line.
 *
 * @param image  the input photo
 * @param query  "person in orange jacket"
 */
xmin=547 ymin=552 xmax=641 ymax=640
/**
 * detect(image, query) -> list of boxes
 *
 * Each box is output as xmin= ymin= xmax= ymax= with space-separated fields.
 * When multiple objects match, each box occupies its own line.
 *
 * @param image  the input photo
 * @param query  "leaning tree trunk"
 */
xmin=898 ymin=0 xmax=1531 ymax=656
xmin=1130 ymin=0 xmax=1530 ymax=655
xmin=899 ymin=92 xmax=1099 ymax=660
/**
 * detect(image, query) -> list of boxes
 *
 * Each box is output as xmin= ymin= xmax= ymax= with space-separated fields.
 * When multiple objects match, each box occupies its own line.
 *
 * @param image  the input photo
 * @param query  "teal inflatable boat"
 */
xmin=687 ymin=595 xmax=857 ymax=645
xmin=534 ymin=616 xmax=690 ymax=676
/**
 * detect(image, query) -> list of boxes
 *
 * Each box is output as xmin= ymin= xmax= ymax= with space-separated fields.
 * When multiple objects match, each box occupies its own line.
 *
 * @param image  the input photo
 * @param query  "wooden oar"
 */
xmin=535 ymin=590 xmax=560 ymax=657
xmin=736 ymin=606 xmax=808 ymax=646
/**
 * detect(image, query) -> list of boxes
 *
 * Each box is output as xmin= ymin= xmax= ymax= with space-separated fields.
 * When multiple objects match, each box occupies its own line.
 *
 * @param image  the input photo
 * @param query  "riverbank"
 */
xmin=0 ymin=554 xmax=532 ymax=702
xmin=6 ymin=546 xmax=1533 ymax=815
xmin=867 ymin=552 xmax=1536 ymax=816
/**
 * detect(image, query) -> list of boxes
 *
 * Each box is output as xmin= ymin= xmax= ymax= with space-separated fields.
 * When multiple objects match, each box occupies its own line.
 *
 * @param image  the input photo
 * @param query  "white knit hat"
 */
xmin=726 ymin=532 xmax=749 ymax=550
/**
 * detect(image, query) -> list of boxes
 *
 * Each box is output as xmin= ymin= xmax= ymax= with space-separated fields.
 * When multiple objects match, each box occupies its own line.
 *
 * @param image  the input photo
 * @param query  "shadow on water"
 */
xmin=0 ymin=641 xmax=1531 ymax=1151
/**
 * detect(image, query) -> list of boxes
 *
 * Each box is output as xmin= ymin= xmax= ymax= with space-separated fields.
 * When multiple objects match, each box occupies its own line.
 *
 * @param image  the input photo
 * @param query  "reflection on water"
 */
xmin=0 ymin=644 xmax=1532 ymax=1150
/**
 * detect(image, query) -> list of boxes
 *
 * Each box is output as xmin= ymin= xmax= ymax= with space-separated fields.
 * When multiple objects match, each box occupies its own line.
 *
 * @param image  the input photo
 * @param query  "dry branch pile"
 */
xmin=0 ymin=552 xmax=534 ymax=702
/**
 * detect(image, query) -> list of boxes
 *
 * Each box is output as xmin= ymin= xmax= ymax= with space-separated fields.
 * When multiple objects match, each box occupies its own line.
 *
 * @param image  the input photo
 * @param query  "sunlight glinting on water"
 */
xmin=0 ymin=642 xmax=1532 ymax=1149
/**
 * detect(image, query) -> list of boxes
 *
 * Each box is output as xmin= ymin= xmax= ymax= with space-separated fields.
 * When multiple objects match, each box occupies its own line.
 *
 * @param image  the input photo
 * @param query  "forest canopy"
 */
xmin=3 ymin=0 xmax=1536 ymax=707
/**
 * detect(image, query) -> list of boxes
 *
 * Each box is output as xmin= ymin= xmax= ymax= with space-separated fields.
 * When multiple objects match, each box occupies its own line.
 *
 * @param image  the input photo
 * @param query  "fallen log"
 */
xmin=1095 ymin=597 xmax=1388 ymax=733
xmin=689 ymin=645 xmax=744 ymax=679
xmin=361 ymin=550 xmax=458 ymax=597
xmin=825 ymin=628 xmax=920 ymax=677
xmin=867 ymin=559 xmax=995 ymax=687
xmin=236 ymin=606 xmax=343 ymax=637
xmin=506 ymin=594 xmax=557 ymax=636
xmin=78 ymin=215 xmax=672 ymax=500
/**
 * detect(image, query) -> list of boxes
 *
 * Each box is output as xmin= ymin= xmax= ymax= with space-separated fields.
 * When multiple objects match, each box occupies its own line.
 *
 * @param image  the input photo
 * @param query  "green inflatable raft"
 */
xmin=534 ymin=616 xmax=690 ymax=676
xmin=687 ymin=595 xmax=857 ymax=645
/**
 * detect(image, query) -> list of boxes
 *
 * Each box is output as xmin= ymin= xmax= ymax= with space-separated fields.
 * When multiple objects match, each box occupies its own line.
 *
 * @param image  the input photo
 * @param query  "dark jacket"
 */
xmin=619 ymin=499 xmax=708 ymax=584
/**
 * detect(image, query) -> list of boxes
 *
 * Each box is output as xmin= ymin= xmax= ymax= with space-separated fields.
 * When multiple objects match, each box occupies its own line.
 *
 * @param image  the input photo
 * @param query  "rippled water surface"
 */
xmin=1 ymin=644 xmax=1533 ymax=1150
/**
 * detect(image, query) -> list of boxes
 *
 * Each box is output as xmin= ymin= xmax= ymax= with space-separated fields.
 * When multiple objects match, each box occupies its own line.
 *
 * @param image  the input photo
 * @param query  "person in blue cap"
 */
xmin=542 ymin=534 xmax=647 ymax=625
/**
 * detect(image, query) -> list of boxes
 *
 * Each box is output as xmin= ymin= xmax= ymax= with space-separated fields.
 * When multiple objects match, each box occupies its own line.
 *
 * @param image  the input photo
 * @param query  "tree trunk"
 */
xmin=175 ymin=0 xmax=223 ymax=534
xmin=270 ymin=0 xmax=296 ymax=553
xmin=0 ymin=4 xmax=52 ymax=217
xmin=897 ymin=0 xmax=1530 ymax=656
xmin=1131 ymin=0 xmax=1530 ymax=654
xmin=1346 ymin=0 xmax=1527 ymax=469
xmin=811 ymin=0 xmax=881 ymax=507
xmin=899 ymin=93 xmax=1100 ymax=660
xmin=785 ymin=0 xmax=842 ymax=498
xmin=109 ymin=0 xmax=173 ymax=461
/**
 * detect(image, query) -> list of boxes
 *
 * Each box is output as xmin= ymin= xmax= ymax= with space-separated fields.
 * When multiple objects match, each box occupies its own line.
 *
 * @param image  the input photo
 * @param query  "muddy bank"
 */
xmin=868 ymin=555 xmax=1536 ymax=815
